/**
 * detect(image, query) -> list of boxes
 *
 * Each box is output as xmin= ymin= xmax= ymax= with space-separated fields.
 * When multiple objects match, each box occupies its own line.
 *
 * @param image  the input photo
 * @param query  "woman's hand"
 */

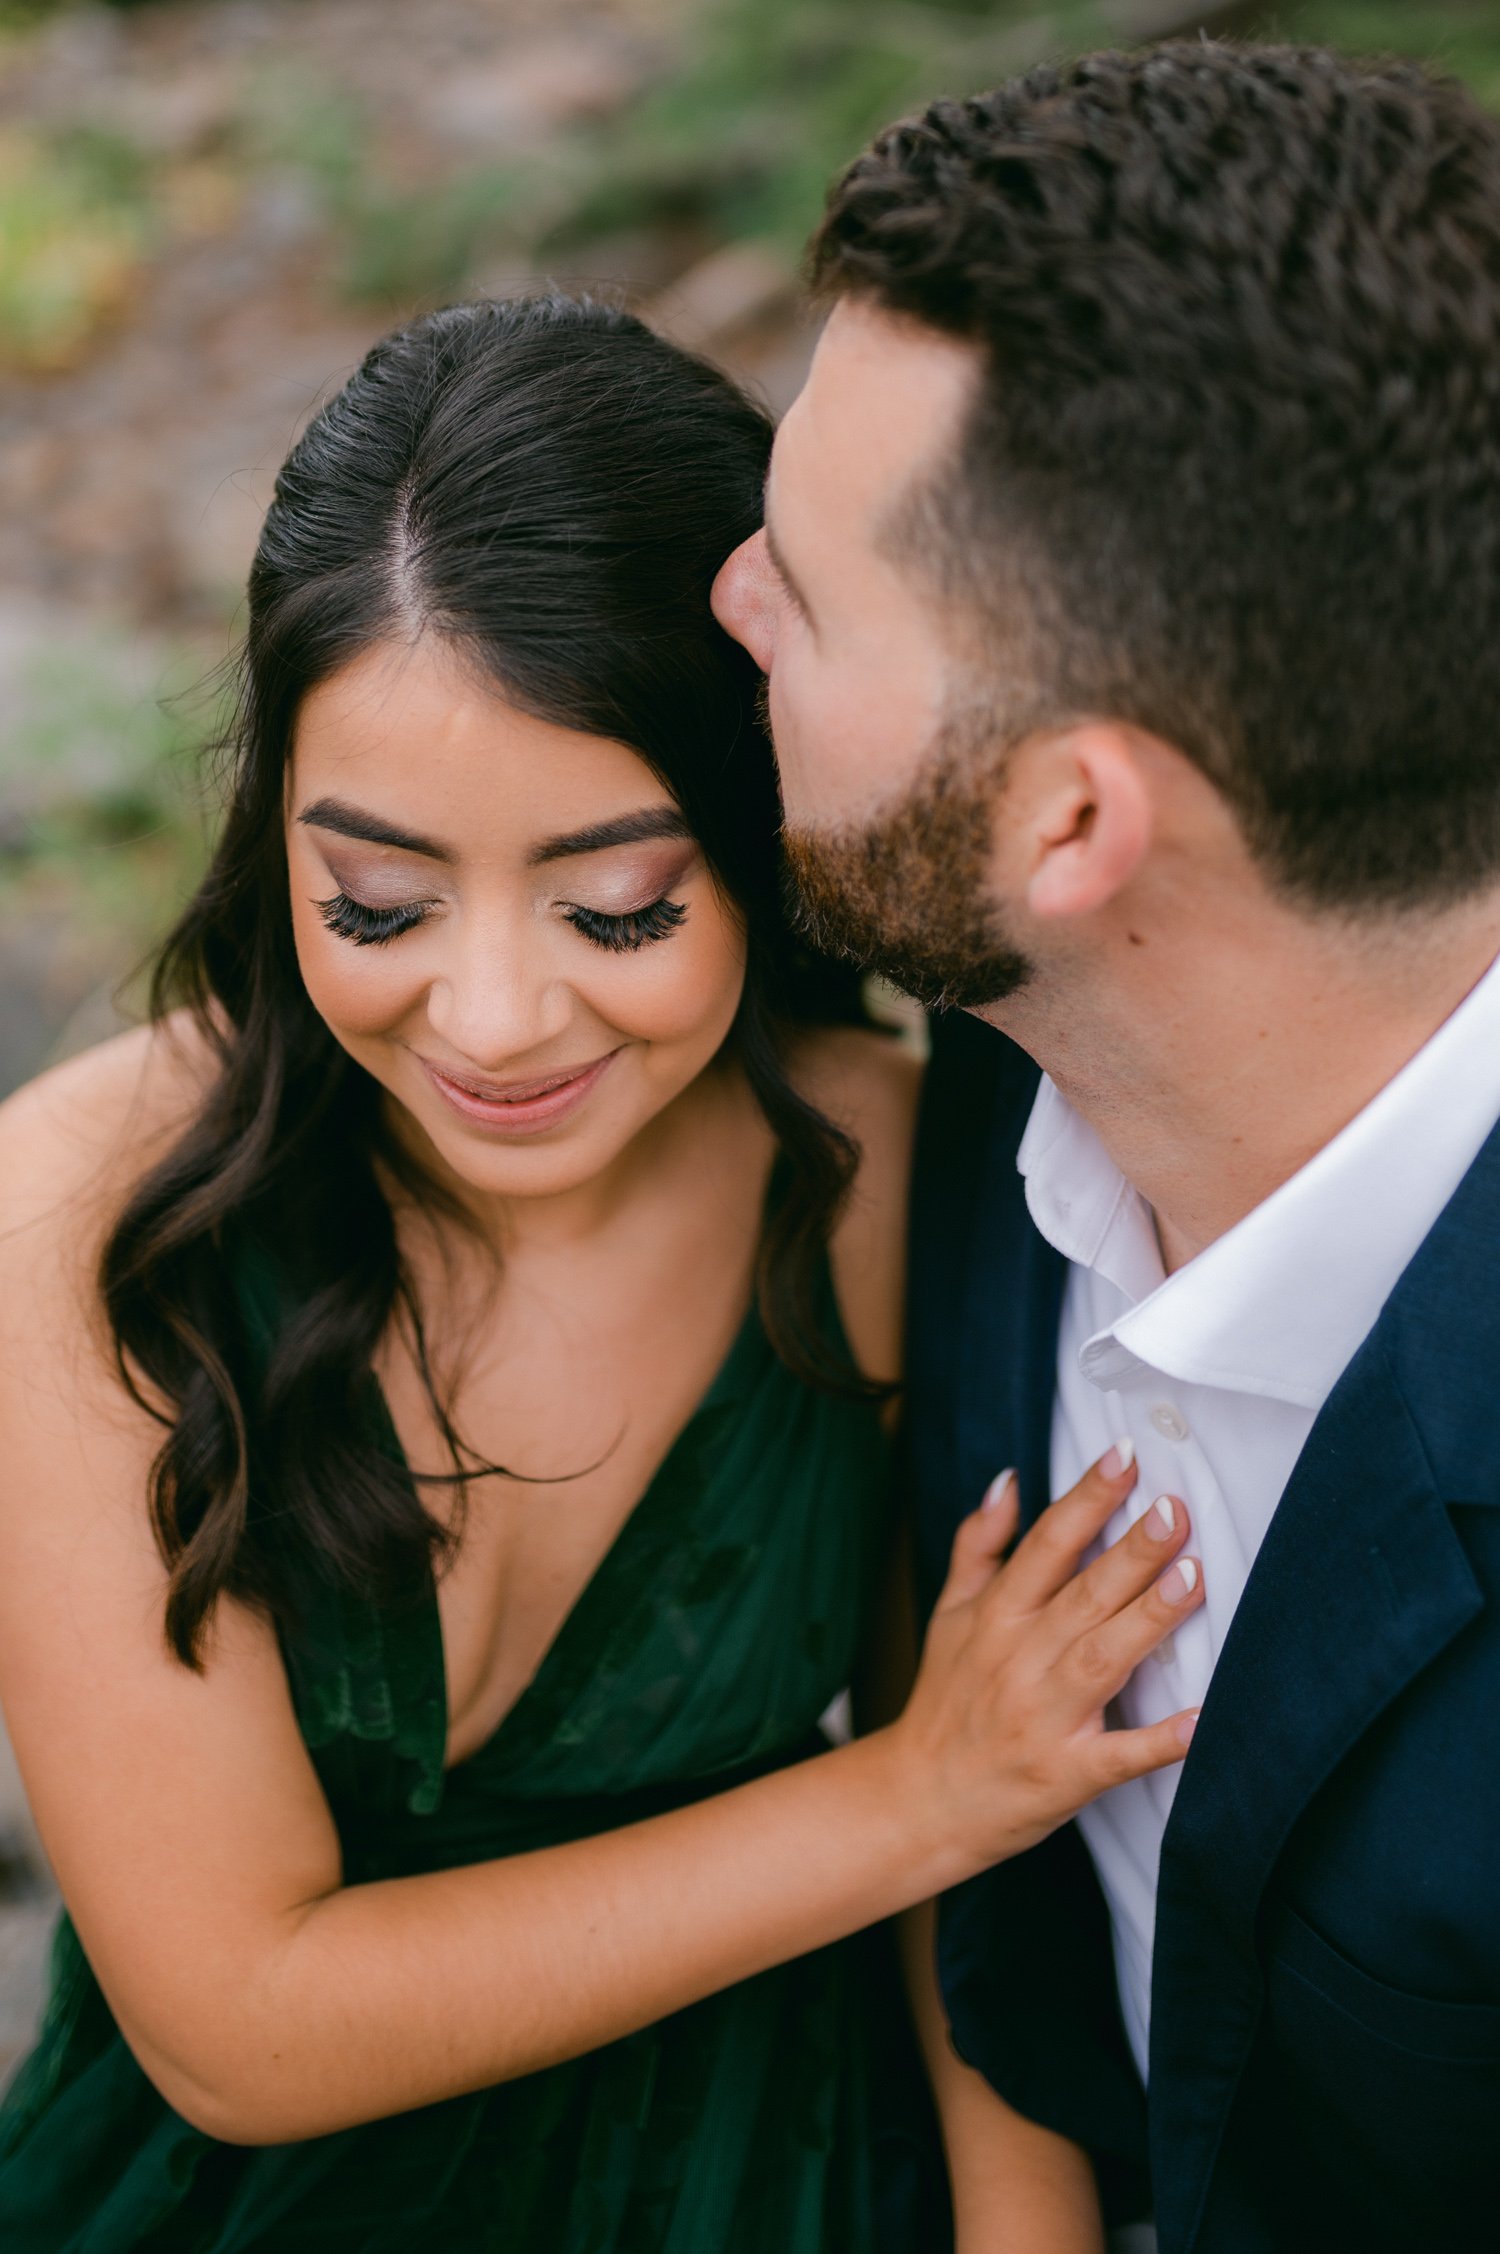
xmin=888 ymin=1450 xmax=1201 ymax=1880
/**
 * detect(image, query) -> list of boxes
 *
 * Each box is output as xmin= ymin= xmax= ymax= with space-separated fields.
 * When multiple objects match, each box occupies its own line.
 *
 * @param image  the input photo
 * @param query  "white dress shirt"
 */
xmin=1017 ymin=948 xmax=1500 ymax=2080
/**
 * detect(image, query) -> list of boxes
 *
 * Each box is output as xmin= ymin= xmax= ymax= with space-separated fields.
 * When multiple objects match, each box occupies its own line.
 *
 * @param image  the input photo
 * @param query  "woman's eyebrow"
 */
xmin=298 ymin=797 xmax=454 ymax=862
xmin=297 ymin=799 xmax=690 ymax=867
xmin=527 ymin=807 xmax=691 ymax=865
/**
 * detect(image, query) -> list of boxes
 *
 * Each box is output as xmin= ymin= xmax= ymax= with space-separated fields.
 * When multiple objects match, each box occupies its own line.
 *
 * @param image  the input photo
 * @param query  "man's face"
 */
xmin=711 ymin=297 xmax=1031 ymax=1008
xmin=713 ymin=297 xmax=975 ymax=833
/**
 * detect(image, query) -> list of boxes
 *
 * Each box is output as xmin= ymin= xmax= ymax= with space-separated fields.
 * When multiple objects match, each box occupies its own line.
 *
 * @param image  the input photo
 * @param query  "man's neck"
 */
xmin=985 ymin=892 xmax=1500 ymax=1273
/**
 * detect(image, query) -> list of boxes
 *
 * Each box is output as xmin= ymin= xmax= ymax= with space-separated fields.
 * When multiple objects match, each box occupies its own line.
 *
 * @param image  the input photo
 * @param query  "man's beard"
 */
xmin=782 ymin=723 xmax=1033 ymax=1013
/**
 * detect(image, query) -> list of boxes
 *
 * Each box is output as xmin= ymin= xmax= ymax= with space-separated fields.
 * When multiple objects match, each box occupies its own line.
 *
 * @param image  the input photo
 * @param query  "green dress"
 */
xmin=0 ymin=1229 xmax=946 ymax=2252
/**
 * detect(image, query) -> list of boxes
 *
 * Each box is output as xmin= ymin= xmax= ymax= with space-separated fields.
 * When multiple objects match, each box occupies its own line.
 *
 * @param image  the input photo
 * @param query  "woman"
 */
xmin=0 ymin=296 xmax=1200 ymax=2251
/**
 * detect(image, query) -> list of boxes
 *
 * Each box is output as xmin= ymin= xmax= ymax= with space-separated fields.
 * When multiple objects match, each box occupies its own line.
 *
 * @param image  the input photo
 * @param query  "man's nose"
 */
xmin=711 ymin=529 xmax=778 ymax=674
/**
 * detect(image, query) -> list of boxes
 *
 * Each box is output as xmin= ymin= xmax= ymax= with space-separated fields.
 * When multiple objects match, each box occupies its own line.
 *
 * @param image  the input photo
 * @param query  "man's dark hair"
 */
xmin=811 ymin=41 xmax=1500 ymax=911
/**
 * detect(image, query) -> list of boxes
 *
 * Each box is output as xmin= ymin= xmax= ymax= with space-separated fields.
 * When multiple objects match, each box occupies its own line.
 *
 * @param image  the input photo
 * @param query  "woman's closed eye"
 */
xmin=316 ymin=891 xmax=434 ymax=946
xmin=564 ymin=897 xmax=687 ymax=952
xmin=314 ymin=889 xmax=689 ymax=952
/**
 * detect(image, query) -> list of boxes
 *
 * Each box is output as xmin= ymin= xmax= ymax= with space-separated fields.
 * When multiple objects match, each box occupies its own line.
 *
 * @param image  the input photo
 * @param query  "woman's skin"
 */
xmin=0 ymin=640 xmax=1201 ymax=2204
xmin=852 ymin=1546 xmax=1117 ymax=2252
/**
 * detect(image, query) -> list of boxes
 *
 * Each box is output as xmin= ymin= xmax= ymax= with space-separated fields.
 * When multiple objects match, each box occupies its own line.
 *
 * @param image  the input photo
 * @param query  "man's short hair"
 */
xmin=811 ymin=41 xmax=1500 ymax=912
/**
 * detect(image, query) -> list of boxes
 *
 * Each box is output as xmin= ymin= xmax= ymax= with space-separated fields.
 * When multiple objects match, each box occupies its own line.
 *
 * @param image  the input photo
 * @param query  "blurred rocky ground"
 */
xmin=0 ymin=0 xmax=1493 ymax=2090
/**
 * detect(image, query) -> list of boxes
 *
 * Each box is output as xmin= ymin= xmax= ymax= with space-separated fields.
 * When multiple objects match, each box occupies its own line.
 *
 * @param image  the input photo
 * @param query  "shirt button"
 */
xmin=1149 ymin=1403 xmax=1191 ymax=1443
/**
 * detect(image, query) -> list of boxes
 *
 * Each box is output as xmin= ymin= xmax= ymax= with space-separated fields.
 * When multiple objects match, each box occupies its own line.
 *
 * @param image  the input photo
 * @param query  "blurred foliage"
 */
xmin=336 ymin=168 xmax=526 ymax=304
xmin=0 ymin=123 xmax=154 ymax=372
xmin=538 ymin=0 xmax=1500 ymax=257
xmin=0 ymin=0 xmax=154 ymax=21
xmin=176 ymin=5 xmax=1192 ymax=309
xmin=1270 ymin=3 xmax=1500 ymax=106
xmin=538 ymin=0 xmax=1106 ymax=255
xmin=0 ymin=635 xmax=220 ymax=943
xmin=242 ymin=73 xmax=534 ymax=305
xmin=6 ymin=2 xmax=1500 ymax=351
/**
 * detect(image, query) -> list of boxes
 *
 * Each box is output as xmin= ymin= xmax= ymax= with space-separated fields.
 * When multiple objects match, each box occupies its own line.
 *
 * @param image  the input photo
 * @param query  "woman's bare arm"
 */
xmin=903 ymin=1901 xmax=1106 ymax=2254
xmin=859 ymin=1535 xmax=1108 ymax=2253
xmin=0 ymin=1037 xmax=1199 ymax=2147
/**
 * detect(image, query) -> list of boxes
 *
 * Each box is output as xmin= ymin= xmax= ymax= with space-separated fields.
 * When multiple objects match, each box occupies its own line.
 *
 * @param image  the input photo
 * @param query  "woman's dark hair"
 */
xmin=102 ymin=293 xmax=876 ymax=1667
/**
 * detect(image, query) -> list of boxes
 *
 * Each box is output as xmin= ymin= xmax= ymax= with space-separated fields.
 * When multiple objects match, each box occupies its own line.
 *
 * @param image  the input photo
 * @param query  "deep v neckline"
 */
xmin=362 ymin=1202 xmax=777 ymax=1778
xmin=431 ymin=1291 xmax=766 ymax=1774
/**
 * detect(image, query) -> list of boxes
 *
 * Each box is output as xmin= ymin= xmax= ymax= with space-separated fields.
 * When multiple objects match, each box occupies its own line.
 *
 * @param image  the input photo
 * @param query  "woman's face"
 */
xmin=286 ymin=639 xmax=748 ymax=1204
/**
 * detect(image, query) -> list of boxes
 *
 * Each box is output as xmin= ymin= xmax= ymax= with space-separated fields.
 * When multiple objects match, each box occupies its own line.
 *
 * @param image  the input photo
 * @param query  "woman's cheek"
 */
xmin=591 ymin=913 xmax=746 ymax=1052
xmin=292 ymin=908 xmax=424 ymax=1043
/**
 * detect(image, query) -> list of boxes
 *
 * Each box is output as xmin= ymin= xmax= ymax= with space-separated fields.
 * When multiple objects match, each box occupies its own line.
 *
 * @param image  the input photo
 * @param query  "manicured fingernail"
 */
xmin=1159 ymin=1557 xmax=1199 ymax=1605
xmin=1175 ymin=1709 xmax=1201 ymax=1748
xmin=1099 ymin=1438 xmax=1136 ymax=1479
xmin=982 ymin=1469 xmax=1017 ymax=1512
xmin=1147 ymin=1494 xmax=1176 ymax=1541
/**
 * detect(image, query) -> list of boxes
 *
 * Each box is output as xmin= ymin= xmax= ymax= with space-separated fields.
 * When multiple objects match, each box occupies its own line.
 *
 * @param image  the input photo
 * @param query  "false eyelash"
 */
xmin=564 ymin=898 xmax=688 ymax=953
xmin=316 ymin=892 xmax=432 ymax=946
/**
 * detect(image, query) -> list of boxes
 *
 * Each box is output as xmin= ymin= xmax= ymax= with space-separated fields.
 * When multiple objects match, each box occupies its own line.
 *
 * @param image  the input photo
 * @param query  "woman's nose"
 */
xmin=711 ymin=530 xmax=779 ymax=674
xmin=424 ymin=927 xmax=573 ymax=1069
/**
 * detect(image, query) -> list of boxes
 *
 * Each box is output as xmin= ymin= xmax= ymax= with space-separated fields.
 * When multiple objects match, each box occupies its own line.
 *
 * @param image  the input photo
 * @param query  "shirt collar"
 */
xmin=1017 ymin=949 xmax=1500 ymax=1409
xmin=1018 ymin=1075 xmax=1165 ymax=1303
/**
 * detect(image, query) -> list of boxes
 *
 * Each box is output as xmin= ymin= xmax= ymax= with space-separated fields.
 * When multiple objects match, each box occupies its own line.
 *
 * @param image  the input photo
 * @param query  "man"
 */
xmin=712 ymin=38 xmax=1500 ymax=2254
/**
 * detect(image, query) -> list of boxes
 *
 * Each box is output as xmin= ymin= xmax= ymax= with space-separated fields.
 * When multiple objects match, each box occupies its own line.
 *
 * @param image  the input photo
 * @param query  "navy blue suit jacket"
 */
xmin=905 ymin=1010 xmax=1500 ymax=2253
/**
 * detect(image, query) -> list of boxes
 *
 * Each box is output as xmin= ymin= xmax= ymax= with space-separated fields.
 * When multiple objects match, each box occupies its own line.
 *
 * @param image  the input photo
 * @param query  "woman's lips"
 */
xmin=419 ymin=1050 xmax=619 ymax=1133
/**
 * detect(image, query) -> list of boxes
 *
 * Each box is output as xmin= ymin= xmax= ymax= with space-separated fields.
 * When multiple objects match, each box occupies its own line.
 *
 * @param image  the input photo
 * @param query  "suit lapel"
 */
xmin=1149 ymin=1121 xmax=1500 ymax=2251
xmin=956 ymin=1042 xmax=1066 ymax=1531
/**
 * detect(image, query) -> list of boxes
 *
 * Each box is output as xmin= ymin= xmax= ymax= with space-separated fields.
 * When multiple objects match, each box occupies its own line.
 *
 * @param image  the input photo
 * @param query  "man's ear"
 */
xmin=1020 ymin=723 xmax=1153 ymax=922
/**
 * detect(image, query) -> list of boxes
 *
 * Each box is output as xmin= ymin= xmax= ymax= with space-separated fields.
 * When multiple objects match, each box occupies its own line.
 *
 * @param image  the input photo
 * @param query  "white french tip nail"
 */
xmin=1177 ymin=1557 xmax=1199 ymax=1594
xmin=1149 ymin=1493 xmax=1176 ymax=1539
xmin=1116 ymin=1437 xmax=1136 ymax=1472
xmin=982 ymin=1469 xmax=1017 ymax=1512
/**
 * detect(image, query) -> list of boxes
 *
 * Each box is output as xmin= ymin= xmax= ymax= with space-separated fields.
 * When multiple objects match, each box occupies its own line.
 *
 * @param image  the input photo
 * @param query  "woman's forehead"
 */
xmin=290 ymin=640 xmax=676 ymax=861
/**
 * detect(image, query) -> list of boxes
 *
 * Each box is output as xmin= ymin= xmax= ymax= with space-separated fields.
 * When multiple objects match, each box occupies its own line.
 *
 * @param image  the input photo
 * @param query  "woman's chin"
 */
xmin=409 ymin=1100 xmax=623 ymax=1200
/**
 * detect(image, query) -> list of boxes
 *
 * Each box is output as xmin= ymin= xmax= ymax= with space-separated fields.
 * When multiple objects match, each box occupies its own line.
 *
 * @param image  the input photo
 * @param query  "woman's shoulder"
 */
xmin=790 ymin=1020 xmax=926 ymax=1388
xmin=0 ymin=1012 xmax=219 ymax=1268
